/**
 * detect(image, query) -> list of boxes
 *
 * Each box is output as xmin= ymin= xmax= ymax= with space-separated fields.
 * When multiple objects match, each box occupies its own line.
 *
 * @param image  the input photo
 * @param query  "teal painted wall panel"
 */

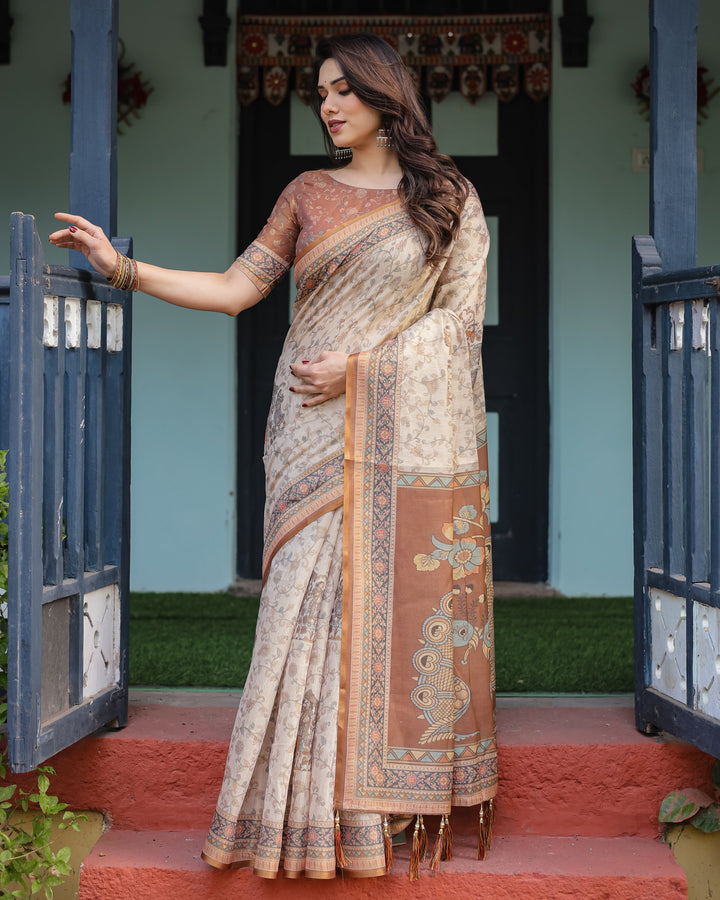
xmin=116 ymin=0 xmax=237 ymax=592
xmin=549 ymin=0 xmax=646 ymax=596
xmin=0 ymin=2 xmax=71 ymax=271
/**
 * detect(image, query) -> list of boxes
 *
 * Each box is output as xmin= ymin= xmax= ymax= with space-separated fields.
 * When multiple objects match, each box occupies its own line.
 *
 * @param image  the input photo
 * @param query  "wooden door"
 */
xmin=450 ymin=93 xmax=549 ymax=582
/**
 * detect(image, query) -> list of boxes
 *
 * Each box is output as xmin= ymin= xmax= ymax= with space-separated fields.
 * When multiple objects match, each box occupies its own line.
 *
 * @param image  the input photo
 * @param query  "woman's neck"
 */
xmin=331 ymin=147 xmax=402 ymax=189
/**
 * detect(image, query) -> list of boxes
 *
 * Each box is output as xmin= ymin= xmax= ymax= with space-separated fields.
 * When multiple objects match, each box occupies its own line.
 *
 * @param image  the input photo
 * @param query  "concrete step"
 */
xmin=78 ymin=830 xmax=687 ymax=900
xmin=31 ymin=695 xmax=715 ymax=840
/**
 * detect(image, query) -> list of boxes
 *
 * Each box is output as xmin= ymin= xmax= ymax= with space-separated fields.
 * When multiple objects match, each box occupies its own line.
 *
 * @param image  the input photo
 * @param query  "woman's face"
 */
xmin=317 ymin=57 xmax=382 ymax=152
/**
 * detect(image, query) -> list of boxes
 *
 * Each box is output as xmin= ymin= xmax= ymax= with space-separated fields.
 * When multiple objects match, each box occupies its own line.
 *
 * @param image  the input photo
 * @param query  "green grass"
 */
xmin=493 ymin=595 xmax=634 ymax=693
xmin=129 ymin=592 xmax=634 ymax=693
xmin=129 ymin=592 xmax=260 ymax=688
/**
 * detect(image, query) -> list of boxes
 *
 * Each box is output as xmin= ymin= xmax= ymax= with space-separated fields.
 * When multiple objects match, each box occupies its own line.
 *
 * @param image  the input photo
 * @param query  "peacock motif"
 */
xmin=411 ymin=502 xmax=493 ymax=744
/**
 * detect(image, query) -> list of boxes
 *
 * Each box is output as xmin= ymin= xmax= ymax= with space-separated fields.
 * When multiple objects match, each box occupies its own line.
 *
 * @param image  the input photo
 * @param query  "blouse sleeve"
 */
xmin=233 ymin=177 xmax=303 ymax=297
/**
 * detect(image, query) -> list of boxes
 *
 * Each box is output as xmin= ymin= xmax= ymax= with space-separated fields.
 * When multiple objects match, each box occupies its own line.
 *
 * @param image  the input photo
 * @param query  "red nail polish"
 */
xmin=302 ymin=360 xmax=309 ymax=364
xmin=69 ymin=225 xmax=77 ymax=233
xmin=289 ymin=386 xmax=295 ymax=392
xmin=302 ymin=403 xmax=307 ymax=408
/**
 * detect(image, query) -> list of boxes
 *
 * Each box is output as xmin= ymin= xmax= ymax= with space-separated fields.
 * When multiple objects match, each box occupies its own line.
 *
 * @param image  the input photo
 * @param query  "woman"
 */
xmin=50 ymin=33 xmax=496 ymax=880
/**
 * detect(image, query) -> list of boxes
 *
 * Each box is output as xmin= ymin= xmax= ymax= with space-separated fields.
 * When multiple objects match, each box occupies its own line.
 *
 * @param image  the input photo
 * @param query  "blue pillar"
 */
xmin=69 ymin=0 xmax=118 ymax=270
xmin=649 ymin=0 xmax=697 ymax=271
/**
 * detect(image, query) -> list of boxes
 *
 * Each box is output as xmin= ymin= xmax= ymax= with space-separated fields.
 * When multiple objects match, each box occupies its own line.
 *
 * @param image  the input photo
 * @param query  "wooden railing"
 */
xmin=633 ymin=235 xmax=720 ymax=757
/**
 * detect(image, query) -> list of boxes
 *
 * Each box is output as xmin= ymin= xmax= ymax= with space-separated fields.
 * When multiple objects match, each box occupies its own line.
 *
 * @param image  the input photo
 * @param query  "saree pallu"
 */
xmin=202 ymin=179 xmax=496 ymax=878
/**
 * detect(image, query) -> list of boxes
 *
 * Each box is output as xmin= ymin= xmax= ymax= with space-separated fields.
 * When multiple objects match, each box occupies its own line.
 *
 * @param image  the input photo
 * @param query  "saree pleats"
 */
xmin=202 ymin=509 xmax=385 ymax=877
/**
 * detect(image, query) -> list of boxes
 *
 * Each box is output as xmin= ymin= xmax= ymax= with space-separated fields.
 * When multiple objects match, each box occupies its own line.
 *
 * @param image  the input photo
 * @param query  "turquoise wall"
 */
xmin=2 ymin=2 xmax=718 ymax=595
xmin=0 ymin=0 xmax=238 ymax=591
xmin=548 ymin=0 xmax=720 ymax=595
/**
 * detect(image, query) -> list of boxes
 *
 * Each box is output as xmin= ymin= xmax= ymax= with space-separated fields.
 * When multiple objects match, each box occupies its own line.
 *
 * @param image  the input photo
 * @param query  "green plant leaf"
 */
xmin=38 ymin=793 xmax=60 ymax=815
xmin=55 ymin=846 xmax=71 ymax=865
xmin=0 ymin=784 xmax=17 ymax=802
xmin=36 ymin=774 xmax=50 ymax=794
xmin=659 ymin=788 xmax=715 ymax=823
xmin=691 ymin=802 xmax=720 ymax=833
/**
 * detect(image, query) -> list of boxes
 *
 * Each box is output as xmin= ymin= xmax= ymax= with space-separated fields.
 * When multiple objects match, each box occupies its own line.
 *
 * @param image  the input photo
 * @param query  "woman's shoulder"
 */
xmin=272 ymin=170 xmax=339 ymax=208
xmin=281 ymin=169 xmax=334 ymax=191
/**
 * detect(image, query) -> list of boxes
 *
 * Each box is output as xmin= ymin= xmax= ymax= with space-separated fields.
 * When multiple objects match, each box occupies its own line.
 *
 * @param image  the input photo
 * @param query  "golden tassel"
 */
xmin=442 ymin=813 xmax=453 ymax=861
xmin=476 ymin=799 xmax=495 ymax=861
xmin=418 ymin=813 xmax=428 ymax=861
xmin=486 ymin=799 xmax=495 ymax=851
xmin=334 ymin=810 xmax=346 ymax=869
xmin=477 ymin=804 xmax=486 ymax=861
xmin=383 ymin=814 xmax=393 ymax=873
xmin=409 ymin=815 xmax=421 ymax=881
xmin=429 ymin=816 xmax=445 ymax=872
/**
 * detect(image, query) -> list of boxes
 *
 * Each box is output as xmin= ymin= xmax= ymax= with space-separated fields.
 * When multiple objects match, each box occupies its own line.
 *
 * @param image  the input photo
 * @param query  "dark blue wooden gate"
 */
xmin=633 ymin=0 xmax=720 ymax=758
xmin=6 ymin=213 xmax=132 ymax=772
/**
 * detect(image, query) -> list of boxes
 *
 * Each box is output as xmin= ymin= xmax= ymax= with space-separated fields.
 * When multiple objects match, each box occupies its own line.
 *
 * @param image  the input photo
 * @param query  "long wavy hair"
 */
xmin=312 ymin=34 xmax=468 ymax=264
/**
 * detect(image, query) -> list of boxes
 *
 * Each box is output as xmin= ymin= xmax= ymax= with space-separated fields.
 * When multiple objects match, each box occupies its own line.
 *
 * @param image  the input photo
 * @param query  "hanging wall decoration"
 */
xmin=632 ymin=63 xmax=720 ymax=124
xmin=62 ymin=40 xmax=154 ymax=134
xmin=237 ymin=14 xmax=551 ymax=107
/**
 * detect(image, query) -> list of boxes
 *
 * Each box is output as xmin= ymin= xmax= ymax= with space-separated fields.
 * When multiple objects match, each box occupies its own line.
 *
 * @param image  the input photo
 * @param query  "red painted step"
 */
xmin=11 ymin=694 xmax=708 ymax=898
xmin=79 ymin=830 xmax=687 ymax=900
xmin=29 ymin=695 xmax=714 ymax=840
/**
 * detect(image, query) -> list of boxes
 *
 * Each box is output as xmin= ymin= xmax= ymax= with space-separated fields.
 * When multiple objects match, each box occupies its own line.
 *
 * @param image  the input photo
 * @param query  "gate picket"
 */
xmin=7 ymin=212 xmax=132 ymax=772
xmin=633 ymin=248 xmax=720 ymax=757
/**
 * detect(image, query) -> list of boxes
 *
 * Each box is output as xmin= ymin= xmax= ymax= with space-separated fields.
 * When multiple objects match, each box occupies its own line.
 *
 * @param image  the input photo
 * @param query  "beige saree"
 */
xmin=201 ymin=170 xmax=496 ymax=879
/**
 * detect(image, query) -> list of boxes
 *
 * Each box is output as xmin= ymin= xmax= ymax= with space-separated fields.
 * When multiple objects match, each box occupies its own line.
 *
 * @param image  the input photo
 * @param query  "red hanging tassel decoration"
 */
xmin=429 ymin=816 xmax=446 ymax=872
xmin=383 ymin=814 xmax=393 ymax=873
xmin=477 ymin=799 xmax=495 ymax=861
xmin=334 ymin=810 xmax=346 ymax=869
xmin=409 ymin=815 xmax=421 ymax=881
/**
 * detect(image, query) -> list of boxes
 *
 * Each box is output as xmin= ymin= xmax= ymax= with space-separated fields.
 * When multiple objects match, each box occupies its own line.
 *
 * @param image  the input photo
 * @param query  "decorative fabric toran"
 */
xmin=237 ymin=14 xmax=551 ymax=106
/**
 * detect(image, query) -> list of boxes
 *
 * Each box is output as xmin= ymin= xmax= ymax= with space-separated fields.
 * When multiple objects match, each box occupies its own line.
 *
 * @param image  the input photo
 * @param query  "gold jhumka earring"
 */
xmin=376 ymin=127 xmax=392 ymax=149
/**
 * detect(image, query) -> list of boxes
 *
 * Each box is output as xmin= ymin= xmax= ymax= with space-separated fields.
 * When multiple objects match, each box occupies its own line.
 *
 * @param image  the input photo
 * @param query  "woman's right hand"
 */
xmin=48 ymin=213 xmax=118 ymax=278
xmin=48 ymin=213 xmax=264 ymax=317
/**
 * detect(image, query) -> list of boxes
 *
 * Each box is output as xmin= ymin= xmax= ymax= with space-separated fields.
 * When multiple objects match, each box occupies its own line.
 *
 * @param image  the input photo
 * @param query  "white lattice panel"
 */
xmin=83 ymin=584 xmax=120 ymax=698
xmin=650 ymin=588 xmax=687 ymax=703
xmin=694 ymin=603 xmax=720 ymax=718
